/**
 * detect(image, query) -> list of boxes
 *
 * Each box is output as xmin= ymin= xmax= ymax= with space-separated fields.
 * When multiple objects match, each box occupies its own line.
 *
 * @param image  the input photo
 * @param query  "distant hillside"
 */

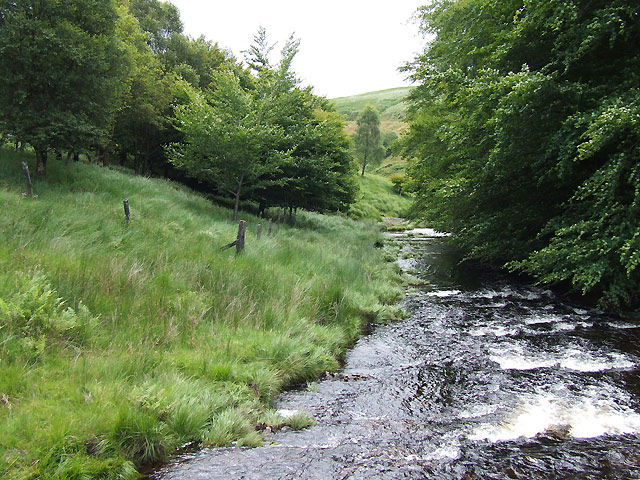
xmin=331 ymin=87 xmax=413 ymax=122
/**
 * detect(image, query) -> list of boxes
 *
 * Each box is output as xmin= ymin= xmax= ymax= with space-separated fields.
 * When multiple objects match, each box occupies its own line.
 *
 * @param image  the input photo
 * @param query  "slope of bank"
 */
xmin=0 ymin=147 xmax=404 ymax=479
xmin=350 ymin=173 xmax=412 ymax=222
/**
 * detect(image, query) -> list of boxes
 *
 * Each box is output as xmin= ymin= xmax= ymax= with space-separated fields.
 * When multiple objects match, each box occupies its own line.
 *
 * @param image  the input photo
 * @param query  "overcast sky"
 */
xmin=168 ymin=0 xmax=427 ymax=99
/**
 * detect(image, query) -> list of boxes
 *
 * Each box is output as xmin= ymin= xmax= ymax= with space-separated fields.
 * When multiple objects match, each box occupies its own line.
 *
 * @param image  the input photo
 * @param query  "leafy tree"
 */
xmin=159 ymin=34 xmax=228 ymax=90
xmin=129 ymin=0 xmax=182 ymax=53
xmin=246 ymin=33 xmax=357 ymax=214
xmin=403 ymin=0 xmax=640 ymax=307
xmin=255 ymin=93 xmax=357 ymax=214
xmin=168 ymin=71 xmax=283 ymax=221
xmin=353 ymin=105 xmax=385 ymax=176
xmin=0 ymin=0 xmax=127 ymax=172
xmin=111 ymin=5 xmax=177 ymax=174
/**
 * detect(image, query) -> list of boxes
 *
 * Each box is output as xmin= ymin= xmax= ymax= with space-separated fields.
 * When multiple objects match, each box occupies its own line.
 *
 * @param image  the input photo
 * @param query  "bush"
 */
xmin=389 ymin=174 xmax=406 ymax=195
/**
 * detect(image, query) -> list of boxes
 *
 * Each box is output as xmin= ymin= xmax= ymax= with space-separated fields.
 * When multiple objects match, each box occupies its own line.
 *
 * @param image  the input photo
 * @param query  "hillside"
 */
xmin=332 ymin=88 xmax=411 ymax=180
xmin=350 ymin=173 xmax=412 ymax=221
xmin=0 ymin=147 xmax=405 ymax=479
xmin=332 ymin=87 xmax=412 ymax=137
xmin=331 ymin=87 xmax=413 ymax=122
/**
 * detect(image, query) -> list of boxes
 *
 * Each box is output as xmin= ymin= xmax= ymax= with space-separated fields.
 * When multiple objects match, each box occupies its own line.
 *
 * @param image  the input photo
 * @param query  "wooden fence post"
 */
xmin=21 ymin=162 xmax=33 ymax=198
xmin=257 ymin=223 xmax=262 ymax=240
xmin=123 ymin=199 xmax=130 ymax=221
xmin=236 ymin=220 xmax=246 ymax=254
xmin=267 ymin=219 xmax=272 ymax=236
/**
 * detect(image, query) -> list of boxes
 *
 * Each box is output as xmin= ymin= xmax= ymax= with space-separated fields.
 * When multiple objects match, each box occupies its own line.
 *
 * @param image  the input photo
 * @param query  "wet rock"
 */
xmin=322 ymin=372 xmax=374 ymax=381
xmin=541 ymin=424 xmax=571 ymax=440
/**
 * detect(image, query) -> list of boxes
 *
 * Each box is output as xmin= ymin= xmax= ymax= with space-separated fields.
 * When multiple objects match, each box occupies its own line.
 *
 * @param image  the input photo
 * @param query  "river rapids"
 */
xmin=151 ymin=229 xmax=640 ymax=479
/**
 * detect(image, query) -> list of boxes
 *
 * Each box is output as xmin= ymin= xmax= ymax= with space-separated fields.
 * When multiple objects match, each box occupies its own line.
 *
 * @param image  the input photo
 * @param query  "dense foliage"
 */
xmin=0 ymin=0 xmax=356 ymax=216
xmin=168 ymin=30 xmax=356 ymax=218
xmin=403 ymin=0 xmax=640 ymax=307
xmin=0 ymin=0 xmax=126 ymax=171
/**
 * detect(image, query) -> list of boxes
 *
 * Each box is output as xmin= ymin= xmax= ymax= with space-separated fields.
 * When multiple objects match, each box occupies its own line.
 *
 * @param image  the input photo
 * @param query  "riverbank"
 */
xmin=0 ymin=147 xmax=405 ymax=479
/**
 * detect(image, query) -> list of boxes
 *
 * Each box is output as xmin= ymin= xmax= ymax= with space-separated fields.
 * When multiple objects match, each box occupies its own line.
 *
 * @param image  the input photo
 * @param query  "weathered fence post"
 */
xmin=236 ymin=220 xmax=246 ymax=254
xmin=267 ymin=219 xmax=272 ymax=236
xmin=123 ymin=199 xmax=130 ymax=221
xmin=21 ymin=162 xmax=33 ymax=198
xmin=257 ymin=223 xmax=262 ymax=240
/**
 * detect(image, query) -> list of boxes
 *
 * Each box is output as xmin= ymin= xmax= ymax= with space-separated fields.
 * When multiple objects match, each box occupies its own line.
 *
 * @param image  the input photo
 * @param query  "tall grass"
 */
xmin=0 ymin=147 xmax=404 ymax=479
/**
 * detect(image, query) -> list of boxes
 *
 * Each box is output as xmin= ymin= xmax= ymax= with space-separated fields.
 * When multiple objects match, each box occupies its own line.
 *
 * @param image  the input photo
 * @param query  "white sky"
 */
xmin=168 ymin=0 xmax=427 ymax=99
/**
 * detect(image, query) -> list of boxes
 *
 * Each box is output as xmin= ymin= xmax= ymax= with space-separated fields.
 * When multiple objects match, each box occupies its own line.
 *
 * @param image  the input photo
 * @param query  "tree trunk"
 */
xmin=35 ymin=146 xmax=47 ymax=174
xmin=101 ymin=149 xmax=110 ymax=167
xmin=361 ymin=160 xmax=366 ymax=176
xmin=235 ymin=220 xmax=246 ymax=254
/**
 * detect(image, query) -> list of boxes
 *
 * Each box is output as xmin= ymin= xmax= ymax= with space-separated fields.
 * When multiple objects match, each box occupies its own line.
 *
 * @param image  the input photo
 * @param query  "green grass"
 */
xmin=0 ymin=147 xmax=404 ymax=479
xmin=331 ymin=87 xmax=413 ymax=122
xmin=349 ymin=173 xmax=413 ymax=222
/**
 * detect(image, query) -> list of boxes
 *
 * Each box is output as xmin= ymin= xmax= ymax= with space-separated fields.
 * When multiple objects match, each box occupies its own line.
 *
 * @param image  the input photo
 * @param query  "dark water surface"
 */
xmin=151 ymin=229 xmax=640 ymax=479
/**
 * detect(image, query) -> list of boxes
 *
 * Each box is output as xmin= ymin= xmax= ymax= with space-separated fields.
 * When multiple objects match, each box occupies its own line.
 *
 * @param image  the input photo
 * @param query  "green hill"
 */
xmin=331 ymin=87 xmax=413 ymax=122
xmin=0 ymin=147 xmax=404 ymax=479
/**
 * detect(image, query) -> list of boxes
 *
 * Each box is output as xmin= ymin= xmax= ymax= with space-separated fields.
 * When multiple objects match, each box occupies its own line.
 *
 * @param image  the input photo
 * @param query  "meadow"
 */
xmin=0 ymin=147 xmax=405 ymax=479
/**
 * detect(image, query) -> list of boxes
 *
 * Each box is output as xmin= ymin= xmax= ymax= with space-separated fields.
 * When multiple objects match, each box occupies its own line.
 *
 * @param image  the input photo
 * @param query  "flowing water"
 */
xmin=151 ymin=229 xmax=640 ymax=479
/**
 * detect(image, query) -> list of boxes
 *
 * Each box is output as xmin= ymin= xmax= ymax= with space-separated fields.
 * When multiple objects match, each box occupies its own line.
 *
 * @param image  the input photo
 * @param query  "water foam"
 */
xmin=470 ymin=326 xmax=519 ymax=337
xmin=426 ymin=290 xmax=461 ymax=298
xmin=470 ymin=386 xmax=640 ymax=442
xmin=409 ymin=228 xmax=451 ymax=238
xmin=489 ymin=344 xmax=636 ymax=372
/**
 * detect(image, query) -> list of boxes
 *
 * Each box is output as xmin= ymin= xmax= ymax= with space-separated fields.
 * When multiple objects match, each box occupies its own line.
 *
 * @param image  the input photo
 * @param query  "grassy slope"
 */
xmin=331 ymin=87 xmax=412 ymax=121
xmin=0 ymin=148 xmax=404 ymax=479
xmin=333 ymin=87 xmax=411 ymax=136
xmin=350 ymin=173 xmax=412 ymax=221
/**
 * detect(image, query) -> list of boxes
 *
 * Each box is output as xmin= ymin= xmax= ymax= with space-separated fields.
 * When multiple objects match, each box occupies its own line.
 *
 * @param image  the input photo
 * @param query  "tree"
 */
xmin=129 ymin=0 xmax=182 ymax=53
xmin=0 ymin=0 xmax=127 ymax=172
xmin=168 ymin=70 xmax=282 ymax=221
xmin=353 ymin=105 xmax=385 ymax=176
xmin=403 ymin=0 xmax=640 ymax=307
xmin=168 ymin=29 xmax=358 ymax=219
xmin=245 ymin=33 xmax=357 ymax=214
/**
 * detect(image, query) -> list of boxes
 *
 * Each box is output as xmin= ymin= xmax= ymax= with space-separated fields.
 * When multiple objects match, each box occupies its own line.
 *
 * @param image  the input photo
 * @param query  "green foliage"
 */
xmin=0 ymin=271 xmax=99 ymax=363
xmin=168 ymin=71 xmax=277 ymax=220
xmin=0 ymin=0 xmax=128 ymax=170
xmin=389 ymin=173 xmax=407 ymax=195
xmin=169 ymin=30 xmax=357 ymax=218
xmin=404 ymin=0 xmax=640 ymax=307
xmin=129 ymin=0 xmax=183 ymax=53
xmin=0 ymin=148 xmax=403 ymax=478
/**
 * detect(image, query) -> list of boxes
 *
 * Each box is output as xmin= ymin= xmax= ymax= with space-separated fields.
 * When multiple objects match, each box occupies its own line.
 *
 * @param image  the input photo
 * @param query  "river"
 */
xmin=151 ymin=228 xmax=640 ymax=479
